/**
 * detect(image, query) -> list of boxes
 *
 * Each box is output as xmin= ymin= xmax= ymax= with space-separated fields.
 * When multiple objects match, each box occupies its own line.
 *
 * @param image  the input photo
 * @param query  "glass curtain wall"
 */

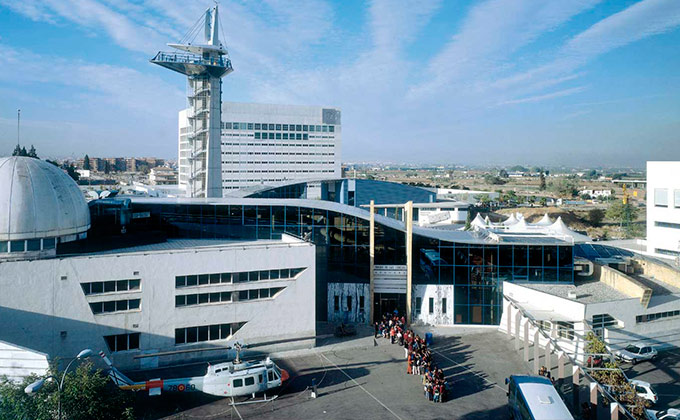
xmin=130 ymin=203 xmax=573 ymax=324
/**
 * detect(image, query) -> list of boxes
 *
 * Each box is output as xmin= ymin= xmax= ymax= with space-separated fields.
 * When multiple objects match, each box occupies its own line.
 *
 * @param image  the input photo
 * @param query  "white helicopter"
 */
xmin=100 ymin=343 xmax=290 ymax=400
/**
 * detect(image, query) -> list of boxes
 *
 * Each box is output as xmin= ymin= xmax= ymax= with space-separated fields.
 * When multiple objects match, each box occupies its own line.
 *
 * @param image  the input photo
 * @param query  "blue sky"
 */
xmin=0 ymin=0 xmax=678 ymax=167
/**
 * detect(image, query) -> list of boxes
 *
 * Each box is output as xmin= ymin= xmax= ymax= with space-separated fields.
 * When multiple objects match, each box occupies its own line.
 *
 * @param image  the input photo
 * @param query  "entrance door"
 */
xmin=373 ymin=293 xmax=406 ymax=321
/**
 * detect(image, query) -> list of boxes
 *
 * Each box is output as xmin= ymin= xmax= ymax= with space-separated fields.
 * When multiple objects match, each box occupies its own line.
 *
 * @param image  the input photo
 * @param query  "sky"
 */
xmin=0 ymin=0 xmax=679 ymax=167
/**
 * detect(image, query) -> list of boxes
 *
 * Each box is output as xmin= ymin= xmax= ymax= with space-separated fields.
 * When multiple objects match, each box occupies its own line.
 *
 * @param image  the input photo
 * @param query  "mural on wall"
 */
xmin=412 ymin=285 xmax=453 ymax=326
xmin=327 ymin=283 xmax=370 ymax=324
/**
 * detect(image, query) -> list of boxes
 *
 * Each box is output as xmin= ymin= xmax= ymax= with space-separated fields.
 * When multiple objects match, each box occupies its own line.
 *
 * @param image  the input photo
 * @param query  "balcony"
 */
xmin=151 ymin=51 xmax=233 ymax=78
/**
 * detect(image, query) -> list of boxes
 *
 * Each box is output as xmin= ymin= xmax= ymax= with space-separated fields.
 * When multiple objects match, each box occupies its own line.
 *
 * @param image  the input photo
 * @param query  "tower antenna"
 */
xmin=17 ymin=109 xmax=20 ymax=150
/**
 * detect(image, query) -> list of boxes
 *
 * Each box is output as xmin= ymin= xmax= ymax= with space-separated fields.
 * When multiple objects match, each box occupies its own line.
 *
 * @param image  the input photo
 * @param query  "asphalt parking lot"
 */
xmin=622 ymin=348 xmax=680 ymax=410
xmin=132 ymin=327 xmax=531 ymax=419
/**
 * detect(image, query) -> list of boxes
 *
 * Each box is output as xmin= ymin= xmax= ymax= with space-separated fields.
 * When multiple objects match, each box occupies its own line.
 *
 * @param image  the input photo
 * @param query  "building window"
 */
xmin=442 ymin=298 xmax=447 ymax=314
xmin=81 ymin=279 xmax=141 ymax=295
xmin=655 ymin=221 xmax=680 ymax=229
xmin=675 ymin=190 xmax=680 ymax=208
xmin=175 ymin=268 xmax=303 ymax=288
xmin=174 ymin=322 xmax=245 ymax=345
xmin=415 ymin=297 xmax=422 ymax=316
xmin=428 ymin=298 xmax=434 ymax=314
xmin=637 ymin=309 xmax=680 ymax=323
xmin=556 ymin=321 xmax=574 ymax=340
xmin=656 ymin=248 xmax=680 ymax=257
xmin=537 ymin=320 xmax=552 ymax=332
xmin=654 ymin=188 xmax=668 ymax=207
xmin=347 ymin=296 xmax=352 ymax=311
xmin=104 ymin=333 xmax=140 ymax=352
xmin=334 ymin=295 xmax=339 ymax=312
xmin=359 ymin=296 xmax=365 ymax=311
xmin=89 ymin=299 xmax=141 ymax=315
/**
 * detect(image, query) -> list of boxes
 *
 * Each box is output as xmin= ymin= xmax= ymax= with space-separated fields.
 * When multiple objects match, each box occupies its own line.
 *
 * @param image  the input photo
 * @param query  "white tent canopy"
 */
xmin=547 ymin=216 xmax=591 ymax=243
xmin=533 ymin=213 xmax=553 ymax=227
xmin=471 ymin=213 xmax=487 ymax=229
xmin=502 ymin=213 xmax=519 ymax=226
xmin=507 ymin=218 xmax=529 ymax=232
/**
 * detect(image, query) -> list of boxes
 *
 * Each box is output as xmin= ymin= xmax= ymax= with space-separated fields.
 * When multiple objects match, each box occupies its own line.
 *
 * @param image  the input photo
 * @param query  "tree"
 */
xmin=539 ymin=197 xmax=547 ymax=207
xmin=62 ymin=163 xmax=80 ymax=182
xmin=27 ymin=145 xmax=38 ymax=158
xmin=83 ymin=155 xmax=91 ymax=170
xmin=551 ymin=179 xmax=577 ymax=198
xmin=476 ymin=194 xmax=491 ymax=207
xmin=0 ymin=361 xmax=135 ymax=420
xmin=587 ymin=209 xmax=605 ymax=227
xmin=483 ymin=174 xmax=506 ymax=185
xmin=539 ymin=172 xmax=546 ymax=190
xmin=498 ymin=169 xmax=509 ymax=178
xmin=606 ymin=202 xmax=639 ymax=226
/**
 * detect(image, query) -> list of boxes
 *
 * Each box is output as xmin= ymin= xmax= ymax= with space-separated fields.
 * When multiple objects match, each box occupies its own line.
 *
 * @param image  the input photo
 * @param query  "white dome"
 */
xmin=0 ymin=157 xmax=90 ymax=241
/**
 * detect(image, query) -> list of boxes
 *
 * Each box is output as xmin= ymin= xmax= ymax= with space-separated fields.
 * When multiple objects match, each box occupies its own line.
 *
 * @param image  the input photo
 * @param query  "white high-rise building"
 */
xmin=646 ymin=161 xmax=680 ymax=259
xmin=180 ymin=102 xmax=341 ymax=193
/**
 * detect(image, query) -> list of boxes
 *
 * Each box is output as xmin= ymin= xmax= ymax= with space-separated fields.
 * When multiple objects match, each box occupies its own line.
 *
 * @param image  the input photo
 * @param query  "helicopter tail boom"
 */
xmin=99 ymin=351 xmax=136 ymax=387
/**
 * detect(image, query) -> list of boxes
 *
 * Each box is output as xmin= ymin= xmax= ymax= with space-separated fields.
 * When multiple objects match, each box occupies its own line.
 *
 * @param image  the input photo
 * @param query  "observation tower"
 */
xmin=151 ymin=5 xmax=233 ymax=198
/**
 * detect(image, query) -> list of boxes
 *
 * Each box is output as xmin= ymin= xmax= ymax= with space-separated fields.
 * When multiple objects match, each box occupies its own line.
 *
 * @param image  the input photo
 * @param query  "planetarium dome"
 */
xmin=0 ymin=156 xmax=90 ymax=257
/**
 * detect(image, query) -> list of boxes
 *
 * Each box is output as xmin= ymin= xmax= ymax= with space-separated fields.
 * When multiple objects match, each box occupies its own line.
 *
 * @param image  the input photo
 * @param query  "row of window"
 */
xmin=223 ymin=122 xmax=335 ymax=133
xmin=221 ymin=161 xmax=335 ymax=165
xmin=656 ymin=248 xmax=680 ymax=257
xmin=176 ymin=287 xmax=284 ymax=307
xmin=221 ymin=165 xmax=335 ymax=169
xmin=255 ymin=132 xmax=312 ymax=140
xmin=104 ymin=333 xmax=140 ymax=352
xmin=90 ymin=299 xmax=141 ymax=314
xmin=175 ymin=322 xmax=246 ymax=344
xmin=0 ymin=237 xmax=56 ymax=253
xmin=636 ymin=310 xmax=680 ymax=323
xmin=654 ymin=221 xmax=680 ymax=229
xmin=221 ymin=171 xmax=335 ymax=180
xmin=175 ymin=268 xmax=304 ymax=288
xmin=81 ymin=279 xmax=140 ymax=295
xmin=221 ymin=142 xmax=335 ymax=147
xmin=653 ymin=188 xmax=680 ymax=208
xmin=332 ymin=295 xmax=365 ymax=312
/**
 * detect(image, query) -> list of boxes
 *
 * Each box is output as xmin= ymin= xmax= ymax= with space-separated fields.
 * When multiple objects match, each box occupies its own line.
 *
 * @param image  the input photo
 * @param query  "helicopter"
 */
xmin=100 ymin=342 xmax=290 ymax=400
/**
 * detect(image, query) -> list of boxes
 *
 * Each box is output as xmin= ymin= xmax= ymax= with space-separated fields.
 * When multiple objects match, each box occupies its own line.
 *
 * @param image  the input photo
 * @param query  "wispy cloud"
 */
xmin=498 ymin=86 xmax=586 ymax=106
xmin=0 ymin=0 xmax=678 ymax=164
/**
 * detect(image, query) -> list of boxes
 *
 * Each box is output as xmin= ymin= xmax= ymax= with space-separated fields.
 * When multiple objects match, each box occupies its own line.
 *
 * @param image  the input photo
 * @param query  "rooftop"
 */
xmin=521 ymin=280 xmax=630 ymax=304
xmin=58 ymin=237 xmax=311 ymax=259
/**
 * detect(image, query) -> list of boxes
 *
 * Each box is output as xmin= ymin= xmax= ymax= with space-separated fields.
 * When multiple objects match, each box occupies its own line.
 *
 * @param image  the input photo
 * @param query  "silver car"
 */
xmin=615 ymin=343 xmax=658 ymax=364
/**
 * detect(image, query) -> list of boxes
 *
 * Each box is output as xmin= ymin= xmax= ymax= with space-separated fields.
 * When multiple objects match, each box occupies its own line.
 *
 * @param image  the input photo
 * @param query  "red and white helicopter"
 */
xmin=100 ymin=343 xmax=289 ymax=401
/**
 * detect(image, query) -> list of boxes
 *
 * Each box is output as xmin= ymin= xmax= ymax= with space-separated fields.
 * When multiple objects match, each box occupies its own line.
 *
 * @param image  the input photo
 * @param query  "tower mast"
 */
xmin=17 ymin=109 xmax=20 ymax=150
xmin=150 ymin=5 xmax=233 ymax=198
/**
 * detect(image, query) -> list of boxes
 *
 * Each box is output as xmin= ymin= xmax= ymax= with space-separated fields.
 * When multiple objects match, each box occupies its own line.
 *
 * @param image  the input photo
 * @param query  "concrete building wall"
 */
xmin=646 ymin=161 xmax=680 ymax=258
xmin=0 ymin=240 xmax=316 ymax=372
xmin=586 ymin=294 xmax=680 ymax=351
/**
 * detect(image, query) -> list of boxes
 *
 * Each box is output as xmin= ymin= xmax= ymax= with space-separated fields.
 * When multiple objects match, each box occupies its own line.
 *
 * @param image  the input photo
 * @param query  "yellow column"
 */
xmin=369 ymin=200 xmax=375 ymax=323
xmin=405 ymin=201 xmax=413 ymax=324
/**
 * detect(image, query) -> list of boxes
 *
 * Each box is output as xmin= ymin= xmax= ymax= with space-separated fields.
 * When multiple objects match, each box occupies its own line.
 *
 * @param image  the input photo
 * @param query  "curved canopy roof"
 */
xmin=0 ymin=157 xmax=90 ymax=241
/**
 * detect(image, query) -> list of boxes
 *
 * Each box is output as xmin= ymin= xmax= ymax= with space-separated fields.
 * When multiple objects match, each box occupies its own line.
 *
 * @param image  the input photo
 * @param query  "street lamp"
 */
xmin=25 ymin=348 xmax=93 ymax=420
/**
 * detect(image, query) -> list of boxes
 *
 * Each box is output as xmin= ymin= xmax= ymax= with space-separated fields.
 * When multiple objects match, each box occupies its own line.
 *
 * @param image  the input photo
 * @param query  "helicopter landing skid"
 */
xmin=229 ymin=393 xmax=279 ymax=406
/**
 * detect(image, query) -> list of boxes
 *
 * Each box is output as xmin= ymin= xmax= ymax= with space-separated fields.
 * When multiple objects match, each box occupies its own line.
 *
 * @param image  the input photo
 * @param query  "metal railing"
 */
xmin=152 ymin=51 xmax=232 ymax=69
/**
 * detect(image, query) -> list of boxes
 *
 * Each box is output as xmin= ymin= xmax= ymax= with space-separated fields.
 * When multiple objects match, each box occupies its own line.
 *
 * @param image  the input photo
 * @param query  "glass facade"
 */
xmin=105 ymin=201 xmax=574 ymax=325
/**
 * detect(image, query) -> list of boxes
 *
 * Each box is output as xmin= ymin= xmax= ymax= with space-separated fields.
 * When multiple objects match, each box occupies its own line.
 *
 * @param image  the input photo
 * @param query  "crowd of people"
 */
xmin=374 ymin=312 xmax=447 ymax=403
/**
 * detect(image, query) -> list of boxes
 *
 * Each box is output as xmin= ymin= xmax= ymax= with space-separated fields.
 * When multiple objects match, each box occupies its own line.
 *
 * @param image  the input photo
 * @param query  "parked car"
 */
xmin=647 ymin=408 xmax=680 ymax=420
xmin=615 ymin=343 xmax=658 ymax=364
xmin=631 ymin=379 xmax=658 ymax=406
